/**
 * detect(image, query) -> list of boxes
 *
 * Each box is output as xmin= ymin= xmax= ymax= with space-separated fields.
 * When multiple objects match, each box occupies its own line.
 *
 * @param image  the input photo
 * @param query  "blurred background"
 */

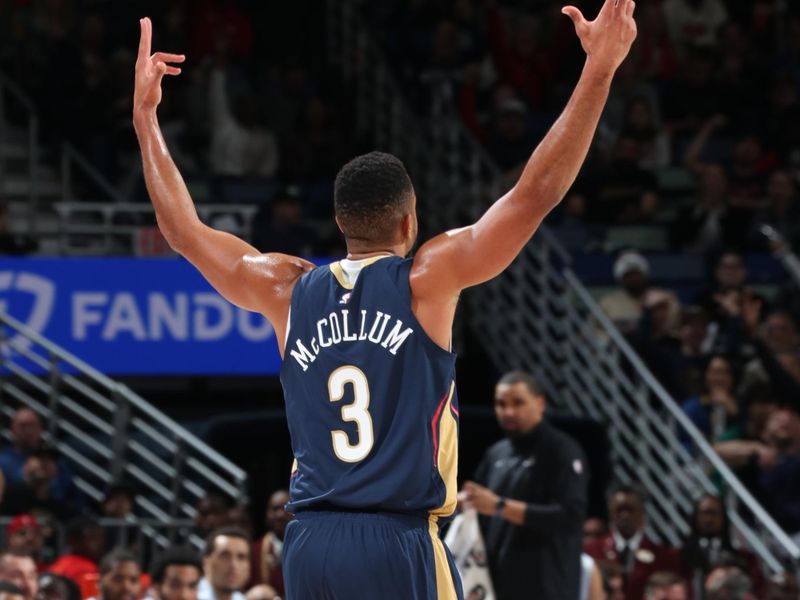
xmin=1 ymin=0 xmax=800 ymax=598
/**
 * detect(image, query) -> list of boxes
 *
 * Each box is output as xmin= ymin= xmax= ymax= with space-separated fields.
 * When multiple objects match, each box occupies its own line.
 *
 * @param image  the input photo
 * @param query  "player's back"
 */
xmin=281 ymin=255 xmax=459 ymax=519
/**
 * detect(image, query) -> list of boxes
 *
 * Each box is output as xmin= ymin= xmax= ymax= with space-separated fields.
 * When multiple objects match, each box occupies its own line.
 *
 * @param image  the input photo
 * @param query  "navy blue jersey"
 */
xmin=281 ymin=255 xmax=459 ymax=519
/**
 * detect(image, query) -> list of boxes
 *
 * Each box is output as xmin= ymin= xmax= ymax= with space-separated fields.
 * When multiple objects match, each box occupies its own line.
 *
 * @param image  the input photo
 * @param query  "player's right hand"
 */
xmin=133 ymin=17 xmax=185 ymax=116
xmin=562 ymin=0 xmax=637 ymax=75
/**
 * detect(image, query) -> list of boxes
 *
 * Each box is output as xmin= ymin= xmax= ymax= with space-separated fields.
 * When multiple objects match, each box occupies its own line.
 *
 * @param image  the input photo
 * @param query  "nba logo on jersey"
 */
xmin=339 ymin=292 xmax=351 ymax=305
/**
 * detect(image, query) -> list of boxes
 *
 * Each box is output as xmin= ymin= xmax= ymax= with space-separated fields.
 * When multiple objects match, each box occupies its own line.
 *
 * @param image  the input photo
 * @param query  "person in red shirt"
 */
xmin=48 ymin=518 xmax=106 ymax=585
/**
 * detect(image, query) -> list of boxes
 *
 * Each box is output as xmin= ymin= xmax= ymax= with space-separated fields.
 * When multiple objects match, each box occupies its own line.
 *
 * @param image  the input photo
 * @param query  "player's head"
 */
xmin=494 ymin=371 xmax=546 ymax=437
xmin=334 ymin=152 xmax=417 ymax=255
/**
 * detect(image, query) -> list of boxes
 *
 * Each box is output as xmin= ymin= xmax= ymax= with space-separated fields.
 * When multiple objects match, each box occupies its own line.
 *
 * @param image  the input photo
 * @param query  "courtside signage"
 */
xmin=0 ymin=258 xmax=284 ymax=374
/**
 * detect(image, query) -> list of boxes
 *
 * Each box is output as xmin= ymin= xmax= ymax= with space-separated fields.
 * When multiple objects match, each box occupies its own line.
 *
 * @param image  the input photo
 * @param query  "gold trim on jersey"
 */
xmin=430 ymin=381 xmax=458 ymax=518
xmin=329 ymin=255 xmax=394 ymax=289
xmin=428 ymin=516 xmax=458 ymax=600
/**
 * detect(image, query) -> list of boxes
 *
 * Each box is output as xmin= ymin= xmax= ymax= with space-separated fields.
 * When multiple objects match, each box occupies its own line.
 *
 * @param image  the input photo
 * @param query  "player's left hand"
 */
xmin=134 ymin=17 xmax=185 ymax=116
xmin=463 ymin=481 xmax=500 ymax=516
xmin=562 ymin=0 xmax=637 ymax=75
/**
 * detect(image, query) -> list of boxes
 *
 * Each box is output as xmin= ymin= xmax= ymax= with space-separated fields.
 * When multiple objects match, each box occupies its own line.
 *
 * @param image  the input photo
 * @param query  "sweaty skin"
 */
xmin=132 ymin=0 xmax=637 ymax=354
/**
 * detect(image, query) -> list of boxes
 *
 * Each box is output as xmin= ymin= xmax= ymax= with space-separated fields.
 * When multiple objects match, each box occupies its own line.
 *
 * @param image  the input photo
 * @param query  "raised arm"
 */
xmin=132 ymin=18 xmax=312 ymax=337
xmin=412 ymin=0 xmax=637 ymax=296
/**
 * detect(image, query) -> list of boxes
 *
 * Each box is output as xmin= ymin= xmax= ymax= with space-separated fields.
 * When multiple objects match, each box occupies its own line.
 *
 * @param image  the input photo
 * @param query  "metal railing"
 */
xmin=327 ymin=0 xmax=800 ymax=575
xmin=0 ymin=516 xmax=199 ymax=566
xmin=53 ymin=202 xmax=259 ymax=255
xmin=0 ymin=71 xmax=40 ymax=235
xmin=0 ymin=309 xmax=248 ymax=538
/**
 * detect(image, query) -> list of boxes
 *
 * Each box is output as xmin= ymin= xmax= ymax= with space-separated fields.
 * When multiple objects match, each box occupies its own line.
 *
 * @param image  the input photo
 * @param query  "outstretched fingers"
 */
xmin=138 ymin=17 xmax=151 ymax=62
xmin=151 ymin=52 xmax=185 ymax=64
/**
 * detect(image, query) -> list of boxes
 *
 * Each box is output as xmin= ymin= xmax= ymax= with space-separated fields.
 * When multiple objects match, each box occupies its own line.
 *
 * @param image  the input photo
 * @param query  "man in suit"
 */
xmin=584 ymin=485 xmax=681 ymax=600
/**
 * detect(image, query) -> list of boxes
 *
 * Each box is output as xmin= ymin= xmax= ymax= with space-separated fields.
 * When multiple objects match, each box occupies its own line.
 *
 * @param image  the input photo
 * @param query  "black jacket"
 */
xmin=474 ymin=420 xmax=588 ymax=600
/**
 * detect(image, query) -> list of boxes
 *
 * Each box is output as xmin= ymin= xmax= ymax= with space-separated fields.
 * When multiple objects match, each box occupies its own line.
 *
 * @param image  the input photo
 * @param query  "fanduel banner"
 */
xmin=0 ymin=258 xmax=295 ymax=375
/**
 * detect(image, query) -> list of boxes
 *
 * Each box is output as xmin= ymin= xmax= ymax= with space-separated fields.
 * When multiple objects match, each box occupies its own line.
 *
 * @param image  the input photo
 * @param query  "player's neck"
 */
xmin=345 ymin=244 xmax=404 ymax=260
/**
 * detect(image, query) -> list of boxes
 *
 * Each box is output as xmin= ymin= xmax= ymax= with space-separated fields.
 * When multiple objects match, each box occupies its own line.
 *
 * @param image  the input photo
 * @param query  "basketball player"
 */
xmin=133 ymin=1 xmax=636 ymax=597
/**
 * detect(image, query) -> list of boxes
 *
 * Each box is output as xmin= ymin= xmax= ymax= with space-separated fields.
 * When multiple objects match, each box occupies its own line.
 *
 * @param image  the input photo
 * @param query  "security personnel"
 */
xmin=464 ymin=371 xmax=588 ymax=600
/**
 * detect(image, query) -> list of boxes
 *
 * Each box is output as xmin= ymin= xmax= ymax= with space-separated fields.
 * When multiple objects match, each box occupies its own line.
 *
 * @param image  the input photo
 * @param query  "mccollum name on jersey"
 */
xmin=289 ymin=309 xmax=414 ymax=371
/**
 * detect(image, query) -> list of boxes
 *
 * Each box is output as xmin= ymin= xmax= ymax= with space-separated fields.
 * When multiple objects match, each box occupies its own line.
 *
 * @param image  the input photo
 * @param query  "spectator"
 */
xmin=751 ymin=170 xmax=800 ymax=251
xmin=250 ymin=490 xmax=290 ymax=595
xmin=464 ymin=371 xmax=588 ymax=600
xmin=5 ymin=516 xmax=46 ymax=572
xmin=1 ymin=447 xmax=77 ymax=521
xmin=251 ymin=187 xmax=318 ymax=257
xmin=198 ymin=527 xmax=250 ymax=600
xmin=225 ymin=507 xmax=252 ymax=540
xmin=0 ymin=582 xmax=25 ymax=600
xmin=208 ymin=66 xmax=278 ymax=178
xmin=693 ymin=251 xmax=749 ymax=328
xmin=583 ymin=135 xmax=660 ymax=224
xmin=47 ymin=518 xmax=106 ymax=585
xmin=661 ymin=0 xmax=728 ymax=52
xmin=599 ymin=561 xmax=626 ymax=600
xmin=0 ymin=552 xmax=38 ymax=600
xmin=0 ymin=410 xmax=81 ymax=512
xmin=680 ymin=495 xmax=764 ymax=598
xmin=584 ymin=517 xmax=609 ymax=547
xmin=616 ymin=97 xmax=671 ymax=171
xmin=644 ymin=571 xmax=688 ymax=600
xmin=99 ymin=483 xmax=137 ymax=555
xmin=486 ymin=97 xmax=536 ymax=180
xmin=89 ymin=550 xmax=140 ymax=600
xmin=680 ymin=355 xmax=740 ymax=451
xmin=195 ymin=495 xmax=230 ymax=538
xmin=600 ymin=252 xmax=678 ymax=335
xmin=584 ymin=485 xmax=681 ymax=600
xmin=739 ymin=302 xmax=800 ymax=407
xmin=714 ymin=407 xmax=800 ymax=535
xmin=671 ymin=166 xmax=734 ymax=254
xmin=704 ymin=555 xmax=756 ymax=600
xmin=100 ymin=483 xmax=136 ymax=519
xmin=34 ymin=574 xmax=80 ymax=600
xmin=149 ymin=546 xmax=202 ymax=600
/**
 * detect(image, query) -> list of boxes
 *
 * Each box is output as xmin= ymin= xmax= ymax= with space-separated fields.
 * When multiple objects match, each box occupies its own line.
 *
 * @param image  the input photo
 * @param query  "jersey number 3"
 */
xmin=329 ymin=366 xmax=374 ymax=462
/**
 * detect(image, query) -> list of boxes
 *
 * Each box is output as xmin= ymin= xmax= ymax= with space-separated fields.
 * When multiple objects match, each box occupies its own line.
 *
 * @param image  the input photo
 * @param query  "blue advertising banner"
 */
xmin=0 ymin=258 xmax=298 ymax=375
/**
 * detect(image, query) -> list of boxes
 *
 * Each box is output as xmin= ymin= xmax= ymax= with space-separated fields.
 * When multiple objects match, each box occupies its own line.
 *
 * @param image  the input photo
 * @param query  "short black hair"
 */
xmin=149 ymin=546 xmax=203 ymax=584
xmin=607 ymin=483 xmax=647 ymax=505
xmin=497 ymin=371 xmax=544 ymax=397
xmin=99 ymin=548 xmax=139 ymax=575
xmin=0 ymin=582 xmax=25 ymax=596
xmin=104 ymin=480 xmax=137 ymax=502
xmin=203 ymin=526 xmax=251 ymax=557
xmin=334 ymin=152 xmax=414 ymax=244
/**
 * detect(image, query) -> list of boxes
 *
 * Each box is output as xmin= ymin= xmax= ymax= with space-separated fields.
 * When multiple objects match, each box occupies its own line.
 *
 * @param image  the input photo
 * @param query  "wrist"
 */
xmin=582 ymin=57 xmax=616 ymax=83
xmin=133 ymin=107 xmax=158 ymax=129
xmin=494 ymin=496 xmax=506 ymax=518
